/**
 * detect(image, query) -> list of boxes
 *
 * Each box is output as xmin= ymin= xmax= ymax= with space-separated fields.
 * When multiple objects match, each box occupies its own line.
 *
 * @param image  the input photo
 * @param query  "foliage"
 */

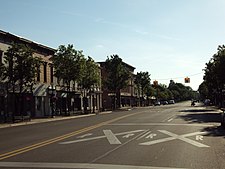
xmin=198 ymin=81 xmax=209 ymax=100
xmin=79 ymin=56 xmax=100 ymax=89
xmin=104 ymin=55 xmax=129 ymax=92
xmin=4 ymin=43 xmax=41 ymax=92
xmin=104 ymin=54 xmax=130 ymax=109
xmin=201 ymin=45 xmax=225 ymax=105
xmin=135 ymin=71 xmax=151 ymax=96
xmin=52 ymin=44 xmax=85 ymax=89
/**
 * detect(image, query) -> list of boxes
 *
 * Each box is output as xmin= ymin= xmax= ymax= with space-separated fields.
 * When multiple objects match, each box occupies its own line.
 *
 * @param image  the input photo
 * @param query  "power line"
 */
xmin=155 ymin=72 xmax=204 ymax=81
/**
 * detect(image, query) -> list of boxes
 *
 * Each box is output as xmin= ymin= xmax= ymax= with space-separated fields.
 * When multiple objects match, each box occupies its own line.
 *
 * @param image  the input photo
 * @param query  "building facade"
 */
xmin=99 ymin=61 xmax=136 ymax=110
xmin=0 ymin=30 xmax=57 ymax=120
xmin=0 ymin=30 xmax=102 ymax=122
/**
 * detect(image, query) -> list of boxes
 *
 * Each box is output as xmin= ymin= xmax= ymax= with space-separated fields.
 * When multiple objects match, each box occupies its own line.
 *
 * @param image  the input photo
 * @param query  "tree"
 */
xmin=134 ymin=71 xmax=151 ymax=106
xmin=104 ymin=55 xmax=129 ymax=110
xmin=4 ymin=43 xmax=41 ymax=120
xmin=202 ymin=45 xmax=225 ymax=106
xmin=52 ymin=44 xmax=85 ymax=114
xmin=168 ymin=80 xmax=194 ymax=101
xmin=79 ymin=56 xmax=100 ymax=112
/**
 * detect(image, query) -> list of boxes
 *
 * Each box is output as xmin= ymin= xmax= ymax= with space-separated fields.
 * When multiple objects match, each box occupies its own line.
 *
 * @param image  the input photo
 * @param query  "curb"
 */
xmin=0 ymin=111 xmax=112 ymax=129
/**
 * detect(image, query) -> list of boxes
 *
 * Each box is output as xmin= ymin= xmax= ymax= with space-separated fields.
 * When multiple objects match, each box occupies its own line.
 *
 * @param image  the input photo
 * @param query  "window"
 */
xmin=43 ymin=63 xmax=47 ymax=83
xmin=37 ymin=65 xmax=40 ymax=82
xmin=50 ymin=66 xmax=53 ymax=83
xmin=0 ymin=50 xmax=3 ymax=64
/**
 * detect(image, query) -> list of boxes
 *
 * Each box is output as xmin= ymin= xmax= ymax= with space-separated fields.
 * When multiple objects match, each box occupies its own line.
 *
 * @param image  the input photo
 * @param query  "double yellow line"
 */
xmin=0 ymin=112 xmax=138 ymax=160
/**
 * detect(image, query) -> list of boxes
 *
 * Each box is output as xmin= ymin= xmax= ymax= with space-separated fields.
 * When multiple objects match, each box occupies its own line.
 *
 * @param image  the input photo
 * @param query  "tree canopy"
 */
xmin=200 ymin=45 xmax=225 ymax=106
xmin=4 ymin=43 xmax=41 ymax=92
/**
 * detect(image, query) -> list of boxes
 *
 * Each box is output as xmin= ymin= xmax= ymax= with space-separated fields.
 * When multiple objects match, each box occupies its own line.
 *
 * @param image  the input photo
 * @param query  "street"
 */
xmin=0 ymin=101 xmax=225 ymax=169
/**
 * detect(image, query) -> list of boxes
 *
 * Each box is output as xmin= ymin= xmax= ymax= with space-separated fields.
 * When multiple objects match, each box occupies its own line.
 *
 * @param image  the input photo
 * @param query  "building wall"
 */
xmin=0 ymin=30 xmax=56 ymax=118
xmin=99 ymin=61 xmax=136 ymax=110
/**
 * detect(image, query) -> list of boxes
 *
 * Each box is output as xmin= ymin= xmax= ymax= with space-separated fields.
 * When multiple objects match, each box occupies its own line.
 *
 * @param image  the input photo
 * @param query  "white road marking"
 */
xmin=60 ymin=130 xmax=145 ymax=145
xmin=140 ymin=130 xmax=209 ymax=148
xmin=0 ymin=162 xmax=188 ymax=169
xmin=167 ymin=118 xmax=173 ymax=122
xmin=122 ymin=133 xmax=135 ymax=138
xmin=91 ymin=130 xmax=147 ymax=163
xmin=196 ymin=135 xmax=204 ymax=141
xmin=107 ymin=123 xmax=219 ymax=127
xmin=159 ymin=130 xmax=209 ymax=148
xmin=77 ymin=133 xmax=93 ymax=138
xmin=137 ymin=131 xmax=151 ymax=140
xmin=146 ymin=133 xmax=157 ymax=139
xmin=103 ymin=130 xmax=122 ymax=145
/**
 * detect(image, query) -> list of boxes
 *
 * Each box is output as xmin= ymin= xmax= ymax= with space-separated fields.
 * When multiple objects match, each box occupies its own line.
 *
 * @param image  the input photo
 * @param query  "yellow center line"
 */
xmin=0 ymin=112 xmax=139 ymax=160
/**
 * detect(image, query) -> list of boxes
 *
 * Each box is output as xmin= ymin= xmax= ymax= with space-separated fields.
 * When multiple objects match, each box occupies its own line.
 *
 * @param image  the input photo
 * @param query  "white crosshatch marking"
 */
xmin=140 ymin=130 xmax=209 ymax=148
xmin=103 ymin=130 xmax=122 ymax=145
xmin=60 ymin=129 xmax=209 ymax=148
xmin=60 ymin=130 xmax=145 ymax=145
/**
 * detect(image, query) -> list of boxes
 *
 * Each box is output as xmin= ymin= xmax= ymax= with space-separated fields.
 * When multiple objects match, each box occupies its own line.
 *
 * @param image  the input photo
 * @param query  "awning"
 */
xmin=33 ymin=84 xmax=48 ymax=97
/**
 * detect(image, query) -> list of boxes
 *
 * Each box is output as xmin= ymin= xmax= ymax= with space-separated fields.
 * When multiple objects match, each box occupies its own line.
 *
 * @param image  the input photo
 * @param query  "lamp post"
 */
xmin=48 ymin=85 xmax=56 ymax=118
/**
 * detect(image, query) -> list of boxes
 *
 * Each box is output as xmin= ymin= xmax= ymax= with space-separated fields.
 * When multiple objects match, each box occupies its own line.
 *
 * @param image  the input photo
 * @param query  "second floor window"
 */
xmin=43 ymin=63 xmax=47 ymax=83
xmin=0 ymin=50 xmax=3 ymax=64
xmin=50 ymin=66 xmax=53 ymax=83
xmin=37 ymin=65 xmax=40 ymax=82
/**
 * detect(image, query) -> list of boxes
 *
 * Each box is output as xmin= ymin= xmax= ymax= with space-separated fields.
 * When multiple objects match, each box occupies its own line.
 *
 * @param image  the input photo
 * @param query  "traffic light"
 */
xmin=184 ymin=77 xmax=190 ymax=83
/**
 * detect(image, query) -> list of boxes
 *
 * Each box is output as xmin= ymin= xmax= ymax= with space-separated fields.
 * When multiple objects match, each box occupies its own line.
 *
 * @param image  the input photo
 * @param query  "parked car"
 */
xmin=154 ymin=101 xmax=161 ymax=106
xmin=168 ymin=100 xmax=175 ymax=104
xmin=161 ymin=101 xmax=168 ymax=105
xmin=221 ymin=109 xmax=225 ymax=128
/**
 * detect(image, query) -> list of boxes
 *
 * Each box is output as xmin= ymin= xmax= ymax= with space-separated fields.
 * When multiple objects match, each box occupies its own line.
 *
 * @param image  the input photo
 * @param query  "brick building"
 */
xmin=99 ymin=61 xmax=136 ymax=110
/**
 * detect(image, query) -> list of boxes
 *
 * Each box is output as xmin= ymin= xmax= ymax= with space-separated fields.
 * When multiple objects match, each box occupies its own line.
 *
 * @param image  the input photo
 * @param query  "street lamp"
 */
xmin=48 ymin=85 xmax=56 ymax=118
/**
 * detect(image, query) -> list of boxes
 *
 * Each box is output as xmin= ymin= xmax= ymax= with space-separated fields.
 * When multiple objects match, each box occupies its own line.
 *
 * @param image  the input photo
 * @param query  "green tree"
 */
xmin=168 ymin=80 xmax=194 ymax=101
xmin=4 ymin=43 xmax=41 ymax=120
xmin=134 ymin=71 xmax=151 ymax=106
xmin=52 ymin=44 xmax=85 ymax=114
xmin=79 ymin=56 xmax=100 ymax=112
xmin=104 ymin=55 xmax=129 ymax=110
xmin=202 ymin=45 xmax=225 ymax=106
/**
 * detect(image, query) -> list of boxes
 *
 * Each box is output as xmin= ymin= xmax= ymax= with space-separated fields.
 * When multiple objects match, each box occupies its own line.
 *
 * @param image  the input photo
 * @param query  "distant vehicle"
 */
xmin=154 ymin=101 xmax=161 ymax=106
xmin=161 ymin=101 xmax=168 ymax=105
xmin=221 ymin=109 xmax=225 ymax=128
xmin=168 ymin=100 xmax=175 ymax=104
xmin=204 ymin=99 xmax=211 ymax=106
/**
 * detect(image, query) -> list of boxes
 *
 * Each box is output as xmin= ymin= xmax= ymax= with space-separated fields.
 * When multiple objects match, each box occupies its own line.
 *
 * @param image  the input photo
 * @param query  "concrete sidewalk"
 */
xmin=0 ymin=106 xmax=136 ymax=129
xmin=0 ymin=111 xmax=113 ymax=129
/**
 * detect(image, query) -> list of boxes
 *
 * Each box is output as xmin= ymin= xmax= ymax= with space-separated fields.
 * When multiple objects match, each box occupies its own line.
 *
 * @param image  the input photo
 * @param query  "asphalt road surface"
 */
xmin=0 ymin=101 xmax=225 ymax=169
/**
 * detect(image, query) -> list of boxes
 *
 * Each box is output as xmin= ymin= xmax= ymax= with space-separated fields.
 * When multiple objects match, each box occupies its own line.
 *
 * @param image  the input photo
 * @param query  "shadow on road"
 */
xmin=178 ymin=107 xmax=225 ymax=138
xmin=178 ymin=112 xmax=221 ymax=123
xmin=200 ymin=125 xmax=225 ymax=138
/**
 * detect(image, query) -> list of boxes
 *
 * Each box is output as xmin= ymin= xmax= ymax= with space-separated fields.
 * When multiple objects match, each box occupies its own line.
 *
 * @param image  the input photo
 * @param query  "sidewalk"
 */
xmin=0 ymin=106 xmax=137 ymax=129
xmin=0 ymin=111 xmax=112 ymax=129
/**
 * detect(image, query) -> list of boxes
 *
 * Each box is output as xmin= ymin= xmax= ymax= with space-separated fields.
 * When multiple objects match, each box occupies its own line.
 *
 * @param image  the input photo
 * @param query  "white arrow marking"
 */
xmin=196 ymin=135 xmax=204 ymax=141
xmin=103 ymin=130 xmax=121 ymax=145
xmin=146 ymin=133 xmax=157 ymax=139
xmin=123 ymin=133 xmax=135 ymax=138
xmin=60 ymin=130 xmax=145 ymax=145
xmin=77 ymin=133 xmax=93 ymax=139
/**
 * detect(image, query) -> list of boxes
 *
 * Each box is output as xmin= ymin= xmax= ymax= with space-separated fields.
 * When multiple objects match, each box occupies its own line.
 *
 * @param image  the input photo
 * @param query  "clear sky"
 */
xmin=1 ymin=0 xmax=225 ymax=90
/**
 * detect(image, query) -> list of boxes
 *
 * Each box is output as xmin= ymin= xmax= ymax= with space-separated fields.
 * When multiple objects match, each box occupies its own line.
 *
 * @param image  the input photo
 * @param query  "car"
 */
xmin=221 ymin=109 xmax=225 ymax=128
xmin=161 ymin=101 xmax=168 ymax=105
xmin=154 ymin=101 xmax=161 ymax=106
xmin=168 ymin=100 xmax=175 ymax=104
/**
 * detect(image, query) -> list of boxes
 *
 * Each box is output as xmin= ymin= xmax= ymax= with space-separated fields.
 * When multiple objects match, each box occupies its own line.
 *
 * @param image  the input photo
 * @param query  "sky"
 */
xmin=1 ymin=0 xmax=225 ymax=90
